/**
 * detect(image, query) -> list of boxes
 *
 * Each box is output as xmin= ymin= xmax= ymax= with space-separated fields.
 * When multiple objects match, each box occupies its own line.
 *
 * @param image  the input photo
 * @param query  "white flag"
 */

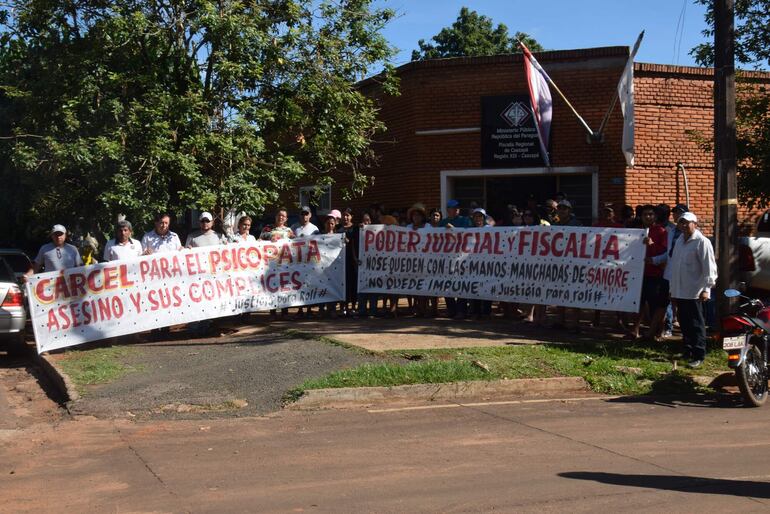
xmin=618 ymin=31 xmax=644 ymax=168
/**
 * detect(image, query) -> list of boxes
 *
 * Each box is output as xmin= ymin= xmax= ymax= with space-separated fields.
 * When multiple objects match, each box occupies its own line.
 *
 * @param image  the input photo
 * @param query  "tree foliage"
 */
xmin=692 ymin=0 xmax=770 ymax=209
xmin=411 ymin=7 xmax=542 ymax=61
xmin=0 ymin=0 xmax=397 ymax=244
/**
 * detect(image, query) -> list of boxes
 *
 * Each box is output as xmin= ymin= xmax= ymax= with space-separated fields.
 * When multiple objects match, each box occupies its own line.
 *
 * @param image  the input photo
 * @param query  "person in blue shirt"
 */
xmin=438 ymin=199 xmax=471 ymax=228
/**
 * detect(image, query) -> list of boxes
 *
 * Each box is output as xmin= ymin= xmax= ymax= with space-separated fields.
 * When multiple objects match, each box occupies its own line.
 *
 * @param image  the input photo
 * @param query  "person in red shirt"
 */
xmin=629 ymin=204 xmax=669 ymax=340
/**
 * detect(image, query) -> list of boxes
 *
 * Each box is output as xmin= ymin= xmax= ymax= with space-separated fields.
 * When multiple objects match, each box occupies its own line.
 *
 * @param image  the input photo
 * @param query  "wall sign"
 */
xmin=481 ymin=95 xmax=547 ymax=168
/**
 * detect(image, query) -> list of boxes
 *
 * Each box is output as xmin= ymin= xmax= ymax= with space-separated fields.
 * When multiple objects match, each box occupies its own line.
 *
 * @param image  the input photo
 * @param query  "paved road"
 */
xmin=3 ymin=384 xmax=770 ymax=512
xmin=64 ymin=331 xmax=386 ymax=419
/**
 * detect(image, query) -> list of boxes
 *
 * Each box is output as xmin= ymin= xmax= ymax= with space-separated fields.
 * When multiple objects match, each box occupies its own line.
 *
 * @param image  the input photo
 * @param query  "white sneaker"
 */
xmin=663 ymin=330 xmax=673 ymax=338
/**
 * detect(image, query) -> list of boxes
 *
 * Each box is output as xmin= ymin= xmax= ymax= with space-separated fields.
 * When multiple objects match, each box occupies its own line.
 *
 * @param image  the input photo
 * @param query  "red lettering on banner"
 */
xmin=587 ymin=266 xmax=629 ymax=289
xmin=518 ymin=230 xmax=531 ymax=254
xmin=551 ymin=233 xmax=564 ymax=257
xmin=35 ymin=279 xmax=53 ymax=303
xmin=364 ymin=230 xmax=375 ymax=251
xmin=70 ymin=303 xmax=81 ymax=327
xmin=185 ymin=253 xmax=199 ymax=275
xmin=103 ymin=266 xmax=119 ymax=290
xmin=261 ymin=271 xmax=302 ymax=293
xmin=53 ymin=275 xmax=70 ymax=300
xmin=58 ymin=305 xmax=71 ymax=330
xmin=87 ymin=269 xmax=103 ymax=293
xmin=602 ymin=235 xmax=620 ymax=260
xmin=68 ymin=273 xmax=87 ymax=298
xmin=278 ymin=244 xmax=293 ymax=264
xmin=141 ymin=256 xmax=183 ymax=281
xmin=407 ymin=231 xmax=419 ymax=253
xmin=47 ymin=308 xmax=59 ymax=331
xmin=564 ymin=233 xmax=578 ymax=257
xmin=119 ymin=265 xmax=135 ymax=287
xmin=129 ymin=292 xmax=141 ymax=313
xmin=291 ymin=271 xmax=302 ymax=289
xmin=307 ymin=241 xmax=320 ymax=263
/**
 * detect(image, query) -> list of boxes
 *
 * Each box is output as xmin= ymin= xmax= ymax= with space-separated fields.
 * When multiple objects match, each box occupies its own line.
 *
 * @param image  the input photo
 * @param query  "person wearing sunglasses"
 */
xmin=28 ymin=224 xmax=83 ymax=275
xmin=186 ymin=212 xmax=225 ymax=248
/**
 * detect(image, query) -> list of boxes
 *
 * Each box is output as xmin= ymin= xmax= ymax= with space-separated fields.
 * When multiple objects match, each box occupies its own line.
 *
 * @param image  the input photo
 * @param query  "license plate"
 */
xmin=723 ymin=335 xmax=747 ymax=350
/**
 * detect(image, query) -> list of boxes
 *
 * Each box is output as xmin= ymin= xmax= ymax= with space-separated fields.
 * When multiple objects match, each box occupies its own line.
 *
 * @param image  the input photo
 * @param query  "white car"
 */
xmin=0 ymin=257 xmax=27 ymax=356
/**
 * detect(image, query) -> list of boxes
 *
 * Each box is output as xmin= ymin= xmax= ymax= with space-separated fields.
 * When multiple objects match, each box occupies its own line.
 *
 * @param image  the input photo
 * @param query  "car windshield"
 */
xmin=0 ymin=253 xmax=31 ymax=273
xmin=0 ymin=258 xmax=15 ymax=282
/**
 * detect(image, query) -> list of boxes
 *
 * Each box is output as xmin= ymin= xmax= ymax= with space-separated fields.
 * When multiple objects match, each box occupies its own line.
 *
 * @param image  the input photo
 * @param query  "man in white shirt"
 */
xmin=103 ymin=220 xmax=143 ymax=261
xmin=667 ymin=212 xmax=717 ymax=368
xmin=142 ymin=212 xmax=182 ymax=254
xmin=290 ymin=206 xmax=319 ymax=238
xmin=28 ymin=224 xmax=83 ymax=274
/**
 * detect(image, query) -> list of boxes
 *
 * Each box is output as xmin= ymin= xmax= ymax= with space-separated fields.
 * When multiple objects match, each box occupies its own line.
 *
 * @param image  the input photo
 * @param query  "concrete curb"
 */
xmin=34 ymin=352 xmax=80 ymax=404
xmin=288 ymin=376 xmax=589 ymax=410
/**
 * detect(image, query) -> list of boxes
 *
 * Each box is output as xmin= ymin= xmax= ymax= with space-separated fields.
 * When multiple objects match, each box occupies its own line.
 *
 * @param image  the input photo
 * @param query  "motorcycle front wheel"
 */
xmin=736 ymin=344 xmax=769 ymax=407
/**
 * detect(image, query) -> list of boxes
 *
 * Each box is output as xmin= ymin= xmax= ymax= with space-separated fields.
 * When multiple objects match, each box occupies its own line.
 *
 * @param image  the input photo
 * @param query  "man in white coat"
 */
xmin=666 ymin=212 xmax=717 ymax=368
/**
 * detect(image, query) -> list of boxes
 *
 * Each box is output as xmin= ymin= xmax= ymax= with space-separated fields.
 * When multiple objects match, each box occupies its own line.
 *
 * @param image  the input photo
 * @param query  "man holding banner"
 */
xmin=28 ymin=224 xmax=83 ymax=275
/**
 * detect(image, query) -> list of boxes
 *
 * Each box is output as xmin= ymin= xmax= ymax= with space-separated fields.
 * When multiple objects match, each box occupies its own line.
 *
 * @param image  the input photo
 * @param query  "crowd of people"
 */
xmin=26 ymin=193 xmax=717 ymax=367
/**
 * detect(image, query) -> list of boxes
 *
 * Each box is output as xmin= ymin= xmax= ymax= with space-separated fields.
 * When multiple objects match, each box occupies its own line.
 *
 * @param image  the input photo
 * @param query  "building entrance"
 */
xmin=449 ymin=171 xmax=594 ymax=225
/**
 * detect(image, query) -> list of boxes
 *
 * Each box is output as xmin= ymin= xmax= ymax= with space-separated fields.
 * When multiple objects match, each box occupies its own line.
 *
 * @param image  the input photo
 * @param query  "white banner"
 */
xmin=26 ymin=235 xmax=346 ymax=353
xmin=358 ymin=225 xmax=646 ymax=312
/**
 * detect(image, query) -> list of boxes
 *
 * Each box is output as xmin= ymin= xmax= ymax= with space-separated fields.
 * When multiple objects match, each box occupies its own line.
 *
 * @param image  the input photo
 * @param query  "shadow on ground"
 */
xmin=559 ymin=471 xmax=770 ymax=499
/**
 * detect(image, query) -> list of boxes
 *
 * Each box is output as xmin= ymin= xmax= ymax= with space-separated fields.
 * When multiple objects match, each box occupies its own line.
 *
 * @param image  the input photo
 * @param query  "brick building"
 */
xmin=303 ymin=46 xmax=769 ymax=234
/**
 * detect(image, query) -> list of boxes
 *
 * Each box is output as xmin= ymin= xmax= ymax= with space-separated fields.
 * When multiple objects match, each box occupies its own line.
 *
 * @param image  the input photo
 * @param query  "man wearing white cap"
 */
xmin=186 ymin=211 xmax=225 ymax=248
xmin=666 ymin=211 xmax=717 ymax=368
xmin=291 ymin=206 xmax=319 ymax=238
xmin=103 ymin=220 xmax=143 ymax=261
xmin=28 ymin=224 xmax=83 ymax=274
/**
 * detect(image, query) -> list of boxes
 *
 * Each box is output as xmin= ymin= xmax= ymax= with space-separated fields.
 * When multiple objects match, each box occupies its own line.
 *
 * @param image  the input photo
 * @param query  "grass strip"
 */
xmin=290 ymin=339 xmax=727 ymax=399
xmin=57 ymin=346 xmax=141 ymax=390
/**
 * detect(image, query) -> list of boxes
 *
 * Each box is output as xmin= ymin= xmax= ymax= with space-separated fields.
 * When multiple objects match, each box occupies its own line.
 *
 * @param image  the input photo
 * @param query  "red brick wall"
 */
xmin=348 ymin=47 xmax=631 ymax=217
xmin=302 ymin=48 xmax=770 ymax=235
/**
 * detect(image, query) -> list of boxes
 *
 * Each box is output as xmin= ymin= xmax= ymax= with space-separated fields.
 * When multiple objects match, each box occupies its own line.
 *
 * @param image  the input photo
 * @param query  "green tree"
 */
xmin=411 ymin=7 xmax=542 ymax=61
xmin=0 ymin=0 xmax=397 ymax=245
xmin=691 ymin=0 xmax=770 ymax=209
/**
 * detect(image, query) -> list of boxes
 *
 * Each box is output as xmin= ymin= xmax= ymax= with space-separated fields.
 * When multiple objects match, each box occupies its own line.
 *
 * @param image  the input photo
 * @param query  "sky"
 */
xmin=378 ymin=0 xmax=709 ymax=68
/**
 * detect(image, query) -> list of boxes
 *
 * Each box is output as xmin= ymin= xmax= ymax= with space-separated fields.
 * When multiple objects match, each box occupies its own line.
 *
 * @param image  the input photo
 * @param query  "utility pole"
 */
xmin=714 ymin=0 xmax=738 ymax=318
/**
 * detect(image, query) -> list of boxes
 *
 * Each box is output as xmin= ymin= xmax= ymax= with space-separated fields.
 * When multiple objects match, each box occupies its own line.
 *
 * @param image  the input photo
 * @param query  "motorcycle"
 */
xmin=722 ymin=288 xmax=770 ymax=407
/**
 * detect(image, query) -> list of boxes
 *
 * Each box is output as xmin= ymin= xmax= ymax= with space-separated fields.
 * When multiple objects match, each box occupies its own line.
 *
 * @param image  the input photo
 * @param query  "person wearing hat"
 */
xmin=28 ymin=224 xmax=83 ymax=274
xmin=406 ymin=203 xmax=428 ymax=230
xmin=142 ymin=212 xmax=182 ymax=254
xmin=554 ymin=200 xmax=582 ymax=226
xmin=438 ymin=199 xmax=471 ymax=228
xmin=291 ymin=206 xmax=319 ymax=238
xmin=103 ymin=220 xmax=143 ymax=261
xmin=186 ymin=211 xmax=226 ymax=248
xmin=666 ymin=211 xmax=717 ymax=368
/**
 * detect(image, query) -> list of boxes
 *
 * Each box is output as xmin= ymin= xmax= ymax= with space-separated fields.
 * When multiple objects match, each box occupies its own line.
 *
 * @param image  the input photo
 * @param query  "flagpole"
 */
xmin=518 ymin=41 xmax=595 ymax=138
xmin=597 ymin=90 xmax=620 ymax=136
xmin=544 ymin=77 xmax=595 ymax=137
xmin=597 ymin=31 xmax=645 ymax=137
